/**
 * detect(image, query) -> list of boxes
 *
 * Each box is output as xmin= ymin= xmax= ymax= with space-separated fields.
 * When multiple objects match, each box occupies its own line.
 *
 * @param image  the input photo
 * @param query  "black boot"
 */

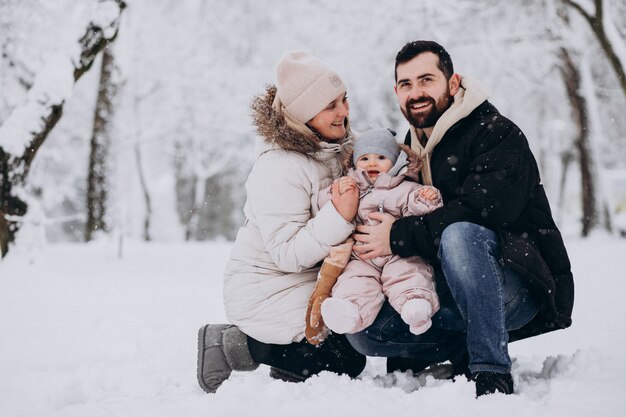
xmin=269 ymin=367 xmax=307 ymax=383
xmin=247 ymin=332 xmax=366 ymax=380
xmin=450 ymin=351 xmax=470 ymax=380
xmin=472 ymin=371 xmax=514 ymax=397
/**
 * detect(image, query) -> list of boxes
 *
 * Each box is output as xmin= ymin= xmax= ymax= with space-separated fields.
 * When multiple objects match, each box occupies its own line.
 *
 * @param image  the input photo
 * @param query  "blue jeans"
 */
xmin=346 ymin=222 xmax=538 ymax=374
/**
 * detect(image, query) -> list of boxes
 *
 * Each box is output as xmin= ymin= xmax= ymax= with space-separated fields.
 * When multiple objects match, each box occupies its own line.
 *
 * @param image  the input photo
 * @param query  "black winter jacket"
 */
xmin=390 ymin=101 xmax=574 ymax=341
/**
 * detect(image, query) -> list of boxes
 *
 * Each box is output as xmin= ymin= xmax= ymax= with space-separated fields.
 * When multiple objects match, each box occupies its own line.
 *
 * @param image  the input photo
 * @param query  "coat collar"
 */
xmin=349 ymin=167 xmax=407 ymax=191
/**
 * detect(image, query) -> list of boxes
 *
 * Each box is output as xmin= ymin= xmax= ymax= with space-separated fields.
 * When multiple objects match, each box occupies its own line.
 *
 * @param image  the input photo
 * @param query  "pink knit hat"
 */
xmin=275 ymin=51 xmax=347 ymax=124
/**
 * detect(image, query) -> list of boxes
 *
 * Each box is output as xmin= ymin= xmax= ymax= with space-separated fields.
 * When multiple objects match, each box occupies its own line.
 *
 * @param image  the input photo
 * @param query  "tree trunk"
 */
xmin=134 ymin=143 xmax=152 ymax=241
xmin=557 ymin=150 xmax=574 ymax=226
xmin=0 ymin=0 xmax=125 ymax=257
xmin=85 ymin=46 xmax=116 ymax=241
xmin=559 ymin=47 xmax=598 ymax=236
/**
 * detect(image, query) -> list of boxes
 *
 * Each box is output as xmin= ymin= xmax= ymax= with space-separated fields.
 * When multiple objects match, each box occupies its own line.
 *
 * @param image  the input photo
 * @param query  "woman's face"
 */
xmin=307 ymin=93 xmax=350 ymax=141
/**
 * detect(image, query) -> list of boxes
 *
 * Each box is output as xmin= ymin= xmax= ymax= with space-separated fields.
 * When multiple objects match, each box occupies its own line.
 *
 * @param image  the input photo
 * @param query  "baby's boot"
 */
xmin=321 ymin=298 xmax=360 ymax=334
xmin=401 ymin=299 xmax=433 ymax=335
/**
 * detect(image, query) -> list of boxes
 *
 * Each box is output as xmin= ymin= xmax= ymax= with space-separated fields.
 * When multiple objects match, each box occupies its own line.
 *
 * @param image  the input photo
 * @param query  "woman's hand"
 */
xmin=331 ymin=179 xmax=358 ymax=222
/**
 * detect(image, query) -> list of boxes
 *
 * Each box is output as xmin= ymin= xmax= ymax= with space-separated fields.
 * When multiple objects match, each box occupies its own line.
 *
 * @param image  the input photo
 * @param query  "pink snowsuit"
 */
xmin=319 ymin=167 xmax=443 ymax=333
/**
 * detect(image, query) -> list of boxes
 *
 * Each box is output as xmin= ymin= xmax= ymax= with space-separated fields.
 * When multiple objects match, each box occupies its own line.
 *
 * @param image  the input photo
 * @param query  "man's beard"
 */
xmin=402 ymin=92 xmax=453 ymax=129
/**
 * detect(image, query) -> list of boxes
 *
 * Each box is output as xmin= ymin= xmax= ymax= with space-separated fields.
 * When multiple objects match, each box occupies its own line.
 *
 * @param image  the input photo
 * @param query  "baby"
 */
xmin=305 ymin=128 xmax=442 ymax=344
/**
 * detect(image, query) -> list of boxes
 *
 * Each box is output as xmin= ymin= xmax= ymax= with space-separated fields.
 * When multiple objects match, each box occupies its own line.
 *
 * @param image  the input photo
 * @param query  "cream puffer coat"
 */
xmin=223 ymin=86 xmax=355 ymax=344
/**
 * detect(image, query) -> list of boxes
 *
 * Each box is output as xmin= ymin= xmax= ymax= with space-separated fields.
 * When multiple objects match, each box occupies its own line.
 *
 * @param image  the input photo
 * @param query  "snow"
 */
xmin=89 ymin=1 xmax=124 ymax=39
xmin=1 ymin=236 xmax=625 ymax=416
xmin=0 ymin=52 xmax=75 ymax=156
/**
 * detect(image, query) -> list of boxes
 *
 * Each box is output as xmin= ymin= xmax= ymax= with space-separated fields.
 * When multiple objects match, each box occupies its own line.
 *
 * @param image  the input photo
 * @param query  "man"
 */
xmin=348 ymin=40 xmax=574 ymax=397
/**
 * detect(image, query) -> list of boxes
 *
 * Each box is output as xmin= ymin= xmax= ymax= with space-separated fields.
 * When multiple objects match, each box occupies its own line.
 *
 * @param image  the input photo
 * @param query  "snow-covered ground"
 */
xmin=1 ymin=235 xmax=625 ymax=416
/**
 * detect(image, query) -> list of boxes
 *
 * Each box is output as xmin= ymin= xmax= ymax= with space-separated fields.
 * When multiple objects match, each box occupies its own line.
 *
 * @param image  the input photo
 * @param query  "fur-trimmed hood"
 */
xmin=251 ymin=84 xmax=353 ymax=157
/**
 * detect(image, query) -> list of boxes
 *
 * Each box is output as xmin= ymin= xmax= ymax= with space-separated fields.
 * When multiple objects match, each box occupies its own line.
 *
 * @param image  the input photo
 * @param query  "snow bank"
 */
xmin=0 ymin=236 xmax=625 ymax=416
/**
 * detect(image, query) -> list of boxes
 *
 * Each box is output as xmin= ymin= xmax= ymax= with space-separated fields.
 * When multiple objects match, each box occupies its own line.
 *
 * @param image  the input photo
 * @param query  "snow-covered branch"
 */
xmin=0 ymin=0 xmax=125 ymax=182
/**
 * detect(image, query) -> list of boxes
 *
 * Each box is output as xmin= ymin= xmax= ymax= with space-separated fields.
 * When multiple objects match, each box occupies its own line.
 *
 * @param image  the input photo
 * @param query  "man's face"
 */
xmin=394 ymin=52 xmax=460 ymax=129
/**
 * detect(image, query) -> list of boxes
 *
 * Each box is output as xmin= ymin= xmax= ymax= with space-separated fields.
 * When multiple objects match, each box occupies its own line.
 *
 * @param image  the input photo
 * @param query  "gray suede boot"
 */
xmin=197 ymin=324 xmax=259 ymax=393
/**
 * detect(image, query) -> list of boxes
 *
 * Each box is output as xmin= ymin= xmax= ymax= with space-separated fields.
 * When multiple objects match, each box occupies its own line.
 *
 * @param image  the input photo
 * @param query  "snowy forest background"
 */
xmin=1 ymin=0 xmax=626 ymax=256
xmin=2 ymin=1 xmax=626 ymax=415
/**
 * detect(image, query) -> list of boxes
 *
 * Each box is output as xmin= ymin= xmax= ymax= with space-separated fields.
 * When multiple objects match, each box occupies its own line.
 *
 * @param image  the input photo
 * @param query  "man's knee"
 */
xmin=439 ymin=222 xmax=478 ymax=260
xmin=438 ymin=222 xmax=496 ymax=260
xmin=440 ymin=222 xmax=483 ymax=246
xmin=437 ymin=222 xmax=500 ymax=289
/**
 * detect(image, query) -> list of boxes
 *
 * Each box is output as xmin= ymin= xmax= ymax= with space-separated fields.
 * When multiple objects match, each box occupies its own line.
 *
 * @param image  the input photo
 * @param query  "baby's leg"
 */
xmin=321 ymin=260 xmax=385 ymax=334
xmin=381 ymin=256 xmax=440 ymax=335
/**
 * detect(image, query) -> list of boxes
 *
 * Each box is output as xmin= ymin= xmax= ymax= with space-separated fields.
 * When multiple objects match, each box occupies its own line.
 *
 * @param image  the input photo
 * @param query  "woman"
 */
xmin=197 ymin=51 xmax=366 ymax=393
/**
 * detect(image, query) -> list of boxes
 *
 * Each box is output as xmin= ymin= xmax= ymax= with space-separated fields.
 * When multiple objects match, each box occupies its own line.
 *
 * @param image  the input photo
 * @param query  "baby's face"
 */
xmin=356 ymin=153 xmax=394 ymax=181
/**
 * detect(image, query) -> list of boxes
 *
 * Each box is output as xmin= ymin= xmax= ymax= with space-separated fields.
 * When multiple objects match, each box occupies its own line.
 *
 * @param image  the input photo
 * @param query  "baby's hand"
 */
xmin=338 ymin=176 xmax=358 ymax=195
xmin=418 ymin=186 xmax=439 ymax=201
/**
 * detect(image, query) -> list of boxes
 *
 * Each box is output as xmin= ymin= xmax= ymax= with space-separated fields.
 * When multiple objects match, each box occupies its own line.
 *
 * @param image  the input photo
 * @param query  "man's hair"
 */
xmin=394 ymin=40 xmax=454 ymax=81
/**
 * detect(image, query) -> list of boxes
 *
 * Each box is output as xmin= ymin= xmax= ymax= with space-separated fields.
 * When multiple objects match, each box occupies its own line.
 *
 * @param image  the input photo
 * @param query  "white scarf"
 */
xmin=315 ymin=135 xmax=354 ymax=178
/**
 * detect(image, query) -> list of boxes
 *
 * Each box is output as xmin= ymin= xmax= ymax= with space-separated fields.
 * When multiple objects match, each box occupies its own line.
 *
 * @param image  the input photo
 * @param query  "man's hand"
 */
xmin=352 ymin=212 xmax=395 ymax=259
xmin=331 ymin=179 xmax=358 ymax=222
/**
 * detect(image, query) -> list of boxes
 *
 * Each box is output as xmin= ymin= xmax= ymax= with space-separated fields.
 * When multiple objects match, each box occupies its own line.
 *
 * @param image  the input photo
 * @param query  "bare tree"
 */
xmin=85 ymin=45 xmax=118 ymax=241
xmin=174 ymin=140 xmax=233 ymax=241
xmin=553 ymin=0 xmax=620 ymax=235
xmin=559 ymin=47 xmax=599 ymax=236
xmin=0 ymin=0 xmax=125 ymax=257
xmin=563 ymin=0 xmax=626 ymax=99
